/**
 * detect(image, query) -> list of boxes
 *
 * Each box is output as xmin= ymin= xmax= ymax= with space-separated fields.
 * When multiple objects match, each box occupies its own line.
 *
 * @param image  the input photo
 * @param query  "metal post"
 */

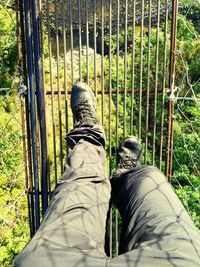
xmin=16 ymin=0 xmax=33 ymax=237
xmin=166 ymin=0 xmax=178 ymax=180
xmin=31 ymin=0 xmax=48 ymax=214
xmin=24 ymin=0 xmax=40 ymax=230
xmin=159 ymin=0 xmax=169 ymax=170
xmin=144 ymin=0 xmax=152 ymax=165
xmin=19 ymin=0 xmax=35 ymax=236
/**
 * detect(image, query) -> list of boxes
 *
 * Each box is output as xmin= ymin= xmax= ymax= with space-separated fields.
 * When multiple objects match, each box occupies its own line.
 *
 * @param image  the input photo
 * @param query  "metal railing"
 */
xmin=18 ymin=0 xmax=178 ymax=255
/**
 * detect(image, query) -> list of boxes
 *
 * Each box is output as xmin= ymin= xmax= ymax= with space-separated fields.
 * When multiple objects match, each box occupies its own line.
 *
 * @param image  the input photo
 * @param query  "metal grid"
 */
xmin=18 ymin=0 xmax=178 ymax=253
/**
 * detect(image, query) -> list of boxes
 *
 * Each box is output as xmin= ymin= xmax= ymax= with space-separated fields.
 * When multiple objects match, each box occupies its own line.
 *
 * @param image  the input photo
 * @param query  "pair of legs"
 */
xmin=14 ymin=124 xmax=200 ymax=267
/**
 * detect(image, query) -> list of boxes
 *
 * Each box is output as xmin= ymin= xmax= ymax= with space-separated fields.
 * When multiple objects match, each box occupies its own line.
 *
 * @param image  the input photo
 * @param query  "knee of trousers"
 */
xmin=111 ymin=166 xmax=167 ymax=193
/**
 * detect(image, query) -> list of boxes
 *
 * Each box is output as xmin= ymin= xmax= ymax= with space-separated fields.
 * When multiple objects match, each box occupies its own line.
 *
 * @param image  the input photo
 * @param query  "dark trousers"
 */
xmin=14 ymin=126 xmax=200 ymax=267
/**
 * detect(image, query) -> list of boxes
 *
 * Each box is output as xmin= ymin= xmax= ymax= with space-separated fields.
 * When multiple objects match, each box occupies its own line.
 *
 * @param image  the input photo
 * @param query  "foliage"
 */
xmin=0 ymin=95 xmax=29 ymax=267
xmin=179 ymin=0 xmax=200 ymax=33
xmin=0 ymin=4 xmax=29 ymax=267
xmin=0 ymin=5 xmax=18 ymax=89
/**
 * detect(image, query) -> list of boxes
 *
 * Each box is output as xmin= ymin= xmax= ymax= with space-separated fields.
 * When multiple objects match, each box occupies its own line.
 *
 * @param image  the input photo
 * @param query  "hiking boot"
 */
xmin=71 ymin=82 xmax=98 ymax=128
xmin=116 ymin=136 xmax=142 ymax=173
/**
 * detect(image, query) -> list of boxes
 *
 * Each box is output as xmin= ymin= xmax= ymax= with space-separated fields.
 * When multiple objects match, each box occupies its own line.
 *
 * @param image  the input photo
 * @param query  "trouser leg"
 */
xmin=111 ymin=166 xmax=200 ymax=267
xmin=14 ymin=125 xmax=111 ymax=267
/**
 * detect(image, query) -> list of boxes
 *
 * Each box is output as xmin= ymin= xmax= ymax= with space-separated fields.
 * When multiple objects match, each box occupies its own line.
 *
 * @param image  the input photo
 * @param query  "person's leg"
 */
xmin=14 ymin=83 xmax=111 ymax=267
xmin=111 ymin=138 xmax=200 ymax=267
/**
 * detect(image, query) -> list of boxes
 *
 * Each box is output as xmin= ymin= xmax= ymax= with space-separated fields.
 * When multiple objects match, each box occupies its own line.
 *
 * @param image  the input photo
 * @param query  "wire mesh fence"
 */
xmin=0 ymin=4 xmax=30 ymax=265
xmin=19 ymin=0 xmax=178 ymax=254
xmin=0 ymin=89 xmax=30 ymax=264
xmin=170 ymin=8 xmax=200 ymax=228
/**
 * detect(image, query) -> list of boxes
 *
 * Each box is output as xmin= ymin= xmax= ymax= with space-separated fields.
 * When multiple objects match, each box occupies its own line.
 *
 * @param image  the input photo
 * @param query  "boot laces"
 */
xmin=75 ymin=99 xmax=97 ymax=126
xmin=118 ymin=155 xmax=136 ymax=170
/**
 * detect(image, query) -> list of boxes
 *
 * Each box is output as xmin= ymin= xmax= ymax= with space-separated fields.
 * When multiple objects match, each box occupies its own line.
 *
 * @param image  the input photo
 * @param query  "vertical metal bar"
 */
xmin=152 ymin=0 xmax=161 ymax=166
xmin=116 ymin=0 xmax=119 ymax=156
xmin=16 ymin=0 xmax=33 ymax=236
xmin=47 ymin=0 xmax=57 ymax=185
xmin=62 ymin=0 xmax=69 ymax=155
xmin=31 ymin=0 xmax=48 ymax=215
xmin=38 ymin=0 xmax=50 ymax=196
xmin=54 ymin=0 xmax=63 ymax=174
xmin=123 ymin=0 xmax=128 ymax=138
xmin=19 ymin=0 xmax=35 ymax=236
xmin=130 ymin=0 xmax=135 ymax=136
xmin=115 ymin=0 xmax=120 ymax=255
xmin=109 ymin=0 xmax=112 ymax=256
xmin=24 ymin=0 xmax=40 ymax=229
xmin=93 ymin=0 xmax=97 ymax=95
xmin=139 ymin=0 xmax=144 ymax=140
xmin=159 ymin=0 xmax=168 ymax=170
xmin=86 ymin=0 xmax=89 ymax=84
xmin=38 ymin=0 xmax=45 ymax=94
xmin=169 ymin=0 xmax=178 ymax=181
xmin=69 ymin=0 xmax=74 ymax=84
xmin=166 ymin=0 xmax=178 ymax=180
xmin=78 ymin=0 xmax=82 ymax=81
xmin=144 ymin=0 xmax=152 ymax=165
xmin=20 ymin=96 xmax=33 ymax=233
xmin=101 ymin=0 xmax=104 ymax=126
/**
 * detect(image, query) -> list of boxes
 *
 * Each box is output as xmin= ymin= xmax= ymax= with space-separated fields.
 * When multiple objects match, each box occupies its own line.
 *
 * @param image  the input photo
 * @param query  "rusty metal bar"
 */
xmin=94 ymin=0 xmax=97 ymax=95
xmin=45 ymin=88 xmax=165 ymax=96
xmin=159 ymin=0 xmax=169 ymax=170
xmin=123 ymin=0 xmax=128 ymax=138
xmin=152 ymin=0 xmax=161 ymax=166
xmin=38 ymin=0 xmax=45 ymax=95
xmin=38 ymin=0 xmax=50 ymax=197
xmin=130 ymin=0 xmax=136 ymax=136
xmin=139 ymin=0 xmax=144 ymax=140
xmin=54 ymin=0 xmax=63 ymax=174
xmin=78 ymin=0 xmax=82 ymax=81
xmin=86 ymin=0 xmax=89 ymax=84
xmin=101 ymin=0 xmax=105 ymax=126
xmin=144 ymin=0 xmax=152 ymax=165
xmin=47 ymin=0 xmax=58 ymax=185
xmin=116 ymin=0 xmax=119 ymax=152
xmin=62 ymin=0 xmax=69 ymax=155
xmin=20 ymin=96 xmax=33 ymax=235
xmin=169 ymin=0 xmax=178 ymax=181
xmin=115 ymin=0 xmax=120 ymax=255
xmin=70 ymin=0 xmax=74 ymax=84
xmin=166 ymin=0 xmax=178 ymax=180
